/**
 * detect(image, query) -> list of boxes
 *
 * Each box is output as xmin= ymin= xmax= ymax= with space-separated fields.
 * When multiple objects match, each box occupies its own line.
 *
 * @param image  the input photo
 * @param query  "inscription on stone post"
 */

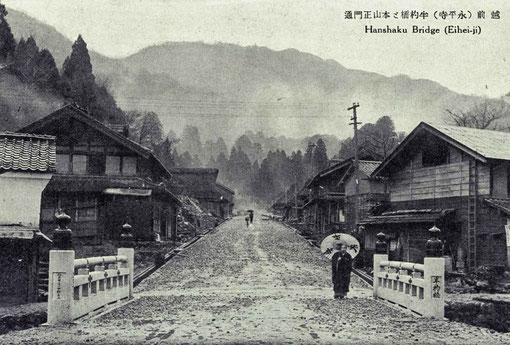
xmin=431 ymin=276 xmax=441 ymax=298
xmin=52 ymin=272 xmax=65 ymax=300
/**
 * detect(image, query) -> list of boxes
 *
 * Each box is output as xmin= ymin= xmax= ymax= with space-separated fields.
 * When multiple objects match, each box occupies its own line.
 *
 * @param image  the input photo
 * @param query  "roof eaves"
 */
xmin=371 ymin=122 xmax=487 ymax=178
xmin=19 ymin=104 xmax=152 ymax=160
xmin=422 ymin=122 xmax=487 ymax=163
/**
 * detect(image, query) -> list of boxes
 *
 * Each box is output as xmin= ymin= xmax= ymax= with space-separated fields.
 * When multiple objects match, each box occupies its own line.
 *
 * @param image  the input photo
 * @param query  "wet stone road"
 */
xmin=2 ymin=217 xmax=510 ymax=344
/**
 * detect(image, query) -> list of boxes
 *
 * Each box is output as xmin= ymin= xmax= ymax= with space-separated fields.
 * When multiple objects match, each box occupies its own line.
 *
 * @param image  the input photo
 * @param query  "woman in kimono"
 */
xmin=331 ymin=243 xmax=353 ymax=299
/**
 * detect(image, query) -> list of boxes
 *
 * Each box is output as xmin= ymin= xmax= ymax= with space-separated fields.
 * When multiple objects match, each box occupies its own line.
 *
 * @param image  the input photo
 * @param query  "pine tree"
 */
xmin=0 ymin=5 xmax=15 ymax=61
xmin=207 ymin=156 xmax=216 ymax=168
xmin=60 ymin=35 xmax=96 ymax=112
xmin=91 ymin=82 xmax=124 ymax=123
xmin=251 ymin=157 xmax=277 ymax=202
xmin=216 ymin=152 xmax=229 ymax=181
xmin=35 ymin=49 xmax=60 ymax=90
xmin=139 ymin=111 xmax=163 ymax=150
xmin=313 ymin=138 xmax=329 ymax=174
xmin=290 ymin=150 xmax=305 ymax=186
xmin=12 ymin=36 xmax=38 ymax=83
xmin=179 ymin=151 xmax=193 ymax=167
xmin=12 ymin=36 xmax=59 ymax=91
xmin=216 ymin=137 xmax=228 ymax=156
xmin=191 ymin=154 xmax=203 ymax=168
xmin=178 ymin=125 xmax=203 ymax=159
xmin=155 ymin=138 xmax=176 ymax=168
xmin=304 ymin=141 xmax=314 ymax=176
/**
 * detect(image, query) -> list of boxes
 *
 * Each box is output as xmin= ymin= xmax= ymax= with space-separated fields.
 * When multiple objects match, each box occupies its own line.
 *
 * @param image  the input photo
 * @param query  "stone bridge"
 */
xmin=1 ymin=217 xmax=508 ymax=344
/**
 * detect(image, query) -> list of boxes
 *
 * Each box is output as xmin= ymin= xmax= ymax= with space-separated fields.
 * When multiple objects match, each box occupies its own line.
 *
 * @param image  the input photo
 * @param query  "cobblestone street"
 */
xmin=2 ymin=217 xmax=510 ymax=344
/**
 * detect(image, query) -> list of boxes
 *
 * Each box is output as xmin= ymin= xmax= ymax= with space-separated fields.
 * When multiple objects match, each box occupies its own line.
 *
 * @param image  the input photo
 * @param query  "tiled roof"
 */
xmin=170 ymin=168 xmax=221 ymax=200
xmin=0 ymin=132 xmax=56 ymax=172
xmin=216 ymin=183 xmax=235 ymax=203
xmin=44 ymin=174 xmax=180 ymax=204
xmin=359 ymin=160 xmax=380 ymax=176
xmin=360 ymin=208 xmax=455 ymax=225
xmin=0 ymin=225 xmax=52 ymax=242
xmin=45 ymin=174 xmax=150 ymax=192
xmin=308 ymin=159 xmax=381 ymax=187
xmin=484 ymin=198 xmax=510 ymax=216
xmin=424 ymin=122 xmax=510 ymax=161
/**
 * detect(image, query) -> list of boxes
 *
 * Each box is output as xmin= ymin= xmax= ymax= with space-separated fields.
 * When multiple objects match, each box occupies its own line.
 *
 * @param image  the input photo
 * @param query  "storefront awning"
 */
xmin=0 ymin=225 xmax=52 ymax=242
xmin=359 ymin=208 xmax=455 ymax=225
xmin=103 ymin=188 xmax=152 ymax=196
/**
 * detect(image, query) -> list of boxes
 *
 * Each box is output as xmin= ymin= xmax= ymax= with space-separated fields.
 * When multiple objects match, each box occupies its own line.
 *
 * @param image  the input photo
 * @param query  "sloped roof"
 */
xmin=45 ymin=174 xmax=151 ymax=192
xmin=484 ymin=198 xmax=510 ymax=217
xmin=424 ymin=123 xmax=510 ymax=161
xmin=170 ymin=168 xmax=221 ymax=200
xmin=307 ymin=158 xmax=381 ymax=187
xmin=0 ymin=132 xmax=56 ymax=172
xmin=44 ymin=174 xmax=180 ymax=203
xmin=0 ymin=225 xmax=52 ymax=242
xmin=18 ymin=104 xmax=173 ymax=179
xmin=359 ymin=160 xmax=380 ymax=176
xmin=373 ymin=122 xmax=510 ymax=177
xmin=360 ymin=208 xmax=455 ymax=225
xmin=216 ymin=183 xmax=235 ymax=203
xmin=20 ymin=104 xmax=151 ymax=158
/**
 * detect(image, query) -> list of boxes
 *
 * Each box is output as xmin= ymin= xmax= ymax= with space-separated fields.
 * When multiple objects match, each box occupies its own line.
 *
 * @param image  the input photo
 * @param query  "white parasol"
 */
xmin=320 ymin=233 xmax=360 ymax=260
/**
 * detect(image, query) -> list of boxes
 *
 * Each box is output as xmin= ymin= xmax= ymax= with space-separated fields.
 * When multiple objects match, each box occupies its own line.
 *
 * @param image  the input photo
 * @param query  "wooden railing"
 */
xmin=47 ymin=248 xmax=134 ymax=324
xmin=373 ymin=254 xmax=444 ymax=318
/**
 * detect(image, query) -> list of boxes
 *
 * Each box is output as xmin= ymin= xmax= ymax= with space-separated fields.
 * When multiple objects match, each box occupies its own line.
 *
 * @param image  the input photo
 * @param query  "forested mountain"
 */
xmin=3 ymin=7 xmax=507 ymax=207
xmin=5 ymin=8 xmax=494 ymax=145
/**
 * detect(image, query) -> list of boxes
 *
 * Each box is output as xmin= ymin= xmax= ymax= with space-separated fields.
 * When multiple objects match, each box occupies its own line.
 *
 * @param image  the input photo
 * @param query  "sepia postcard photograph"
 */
xmin=0 ymin=0 xmax=510 ymax=344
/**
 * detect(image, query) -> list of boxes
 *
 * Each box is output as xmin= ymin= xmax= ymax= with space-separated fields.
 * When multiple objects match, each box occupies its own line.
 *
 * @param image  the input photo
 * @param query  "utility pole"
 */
xmin=348 ymin=102 xmax=361 ymax=230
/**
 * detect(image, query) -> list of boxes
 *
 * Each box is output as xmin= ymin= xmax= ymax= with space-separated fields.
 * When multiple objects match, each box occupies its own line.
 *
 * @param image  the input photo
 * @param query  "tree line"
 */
xmin=0 ymin=5 xmax=124 ymax=130
xmin=125 ymin=112 xmax=405 ymax=206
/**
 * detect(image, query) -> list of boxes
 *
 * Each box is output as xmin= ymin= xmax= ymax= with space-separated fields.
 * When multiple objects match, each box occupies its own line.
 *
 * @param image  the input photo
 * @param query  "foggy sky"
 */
xmin=3 ymin=0 xmax=510 ymax=98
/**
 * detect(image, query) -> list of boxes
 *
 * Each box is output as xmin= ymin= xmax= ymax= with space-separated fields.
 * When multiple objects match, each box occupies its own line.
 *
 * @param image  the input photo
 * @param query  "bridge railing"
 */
xmin=47 ymin=214 xmax=135 ymax=325
xmin=372 ymin=229 xmax=445 ymax=319
xmin=47 ymin=249 xmax=134 ymax=324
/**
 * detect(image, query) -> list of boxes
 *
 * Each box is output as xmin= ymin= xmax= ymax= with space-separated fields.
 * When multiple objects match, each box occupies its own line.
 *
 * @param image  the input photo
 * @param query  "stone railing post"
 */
xmin=47 ymin=211 xmax=75 ymax=325
xmin=423 ymin=225 xmax=445 ymax=319
xmin=373 ymin=232 xmax=388 ymax=298
xmin=118 ymin=222 xmax=134 ymax=298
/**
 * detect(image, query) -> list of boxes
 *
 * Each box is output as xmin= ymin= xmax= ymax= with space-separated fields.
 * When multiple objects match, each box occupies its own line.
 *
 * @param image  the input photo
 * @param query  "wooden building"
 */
xmin=301 ymin=159 xmax=384 ymax=241
xmin=216 ymin=183 xmax=235 ymax=218
xmin=169 ymin=168 xmax=235 ymax=219
xmin=270 ymin=183 xmax=302 ymax=221
xmin=19 ymin=104 xmax=181 ymax=243
xmin=361 ymin=122 xmax=510 ymax=270
xmin=0 ymin=132 xmax=55 ymax=303
xmin=270 ymin=191 xmax=287 ymax=218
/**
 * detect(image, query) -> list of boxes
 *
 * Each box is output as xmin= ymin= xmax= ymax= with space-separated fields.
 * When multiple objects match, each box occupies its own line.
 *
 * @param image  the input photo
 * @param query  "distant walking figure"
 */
xmin=245 ymin=216 xmax=250 ymax=228
xmin=249 ymin=210 xmax=254 ymax=224
xmin=331 ymin=243 xmax=352 ymax=299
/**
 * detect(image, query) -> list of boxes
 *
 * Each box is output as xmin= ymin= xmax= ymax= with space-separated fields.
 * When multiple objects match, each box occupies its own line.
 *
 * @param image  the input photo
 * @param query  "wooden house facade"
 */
xmin=361 ymin=122 xmax=510 ymax=270
xmin=0 ymin=132 xmax=55 ymax=302
xmin=270 ymin=183 xmax=303 ymax=221
xmin=271 ymin=192 xmax=287 ymax=218
xmin=169 ymin=168 xmax=235 ymax=220
xmin=302 ymin=159 xmax=385 ymax=241
xmin=216 ymin=183 xmax=235 ymax=218
xmin=19 ymin=105 xmax=181 ymax=243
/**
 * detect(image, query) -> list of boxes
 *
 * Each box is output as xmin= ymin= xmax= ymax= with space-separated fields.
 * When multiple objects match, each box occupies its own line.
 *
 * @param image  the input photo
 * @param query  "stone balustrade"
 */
xmin=47 ymin=248 xmax=134 ymax=325
xmin=372 ymin=229 xmax=445 ymax=319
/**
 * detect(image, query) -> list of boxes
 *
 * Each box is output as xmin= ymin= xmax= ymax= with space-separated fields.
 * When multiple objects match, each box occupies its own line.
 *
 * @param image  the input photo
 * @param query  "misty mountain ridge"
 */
xmin=5 ymin=8 xmax=493 ymax=148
